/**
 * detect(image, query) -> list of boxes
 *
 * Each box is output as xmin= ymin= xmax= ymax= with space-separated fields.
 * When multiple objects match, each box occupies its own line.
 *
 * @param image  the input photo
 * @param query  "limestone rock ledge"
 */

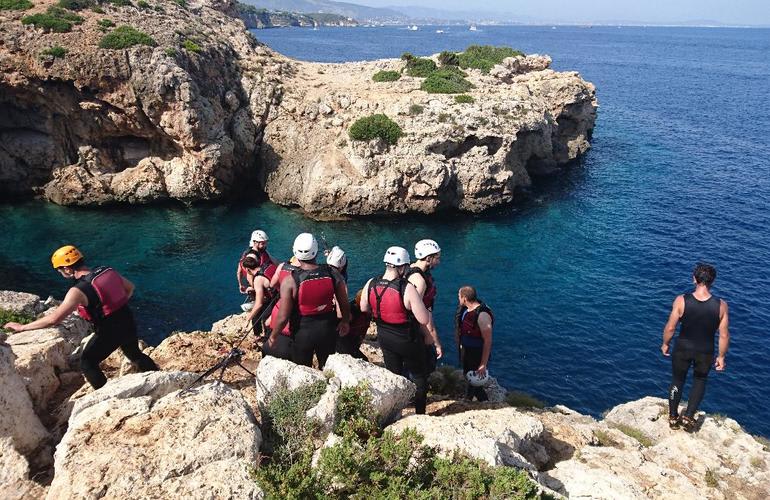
xmin=260 ymin=53 xmax=597 ymax=218
xmin=0 ymin=0 xmax=283 ymax=204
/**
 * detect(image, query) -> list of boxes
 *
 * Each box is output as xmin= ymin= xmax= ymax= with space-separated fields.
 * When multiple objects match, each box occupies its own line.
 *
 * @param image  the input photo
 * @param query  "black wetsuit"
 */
xmin=668 ymin=293 xmax=721 ymax=418
xmin=76 ymin=276 xmax=158 ymax=389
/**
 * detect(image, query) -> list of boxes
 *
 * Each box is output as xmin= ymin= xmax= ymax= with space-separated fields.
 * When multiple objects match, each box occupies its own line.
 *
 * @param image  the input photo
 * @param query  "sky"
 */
xmin=354 ymin=0 xmax=770 ymax=26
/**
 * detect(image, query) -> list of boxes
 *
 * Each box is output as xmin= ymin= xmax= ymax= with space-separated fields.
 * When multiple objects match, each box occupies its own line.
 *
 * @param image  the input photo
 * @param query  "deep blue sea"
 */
xmin=2 ymin=25 xmax=769 ymax=436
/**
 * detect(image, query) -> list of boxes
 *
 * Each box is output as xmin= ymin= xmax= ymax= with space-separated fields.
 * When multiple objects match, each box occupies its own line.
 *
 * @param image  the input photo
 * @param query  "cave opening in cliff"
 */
xmin=427 ymin=135 xmax=503 ymax=159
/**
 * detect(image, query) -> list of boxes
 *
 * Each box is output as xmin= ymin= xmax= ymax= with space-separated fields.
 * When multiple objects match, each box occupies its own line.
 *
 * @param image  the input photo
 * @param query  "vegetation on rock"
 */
xmin=41 ymin=45 xmax=68 ymax=58
xmin=421 ymin=69 xmax=473 ymax=94
xmin=137 ymin=0 xmax=148 ymax=7
xmin=404 ymin=56 xmax=438 ymax=78
xmin=372 ymin=70 xmax=400 ymax=82
xmin=164 ymin=47 xmax=177 ymax=57
xmin=408 ymin=104 xmax=424 ymax=116
xmin=56 ymin=0 xmax=93 ymax=11
xmin=505 ymin=391 xmax=546 ymax=409
xmin=0 ymin=0 xmax=33 ymax=11
xmin=182 ymin=39 xmax=201 ymax=53
xmin=106 ymin=0 xmax=132 ymax=5
xmin=459 ymin=45 xmax=524 ymax=73
xmin=254 ymin=382 xmax=543 ymax=499
xmin=21 ymin=6 xmax=84 ymax=33
xmin=99 ymin=25 xmax=156 ymax=49
xmin=96 ymin=18 xmax=114 ymax=31
xmin=612 ymin=423 xmax=654 ymax=447
xmin=438 ymin=50 xmax=460 ymax=67
xmin=454 ymin=94 xmax=475 ymax=104
xmin=0 ymin=309 xmax=35 ymax=325
xmin=348 ymin=114 xmax=403 ymax=145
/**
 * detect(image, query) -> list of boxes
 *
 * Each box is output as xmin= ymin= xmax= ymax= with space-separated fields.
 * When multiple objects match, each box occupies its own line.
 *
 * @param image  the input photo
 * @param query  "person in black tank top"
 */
xmin=661 ymin=263 xmax=730 ymax=431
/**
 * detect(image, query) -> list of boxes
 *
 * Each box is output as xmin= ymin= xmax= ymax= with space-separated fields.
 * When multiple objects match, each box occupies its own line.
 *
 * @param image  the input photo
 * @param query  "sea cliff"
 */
xmin=0 ymin=0 xmax=596 ymax=217
xmin=1 ymin=290 xmax=768 ymax=499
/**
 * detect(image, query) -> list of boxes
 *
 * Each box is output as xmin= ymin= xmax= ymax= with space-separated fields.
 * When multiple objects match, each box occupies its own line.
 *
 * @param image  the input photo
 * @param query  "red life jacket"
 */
xmin=268 ymin=261 xmax=299 ymax=336
xmin=76 ymin=267 xmax=130 ymax=322
xmin=369 ymin=277 xmax=410 ymax=325
xmin=239 ymin=248 xmax=275 ymax=280
xmin=292 ymin=265 xmax=336 ymax=317
xmin=406 ymin=266 xmax=437 ymax=309
xmin=458 ymin=303 xmax=494 ymax=347
xmin=348 ymin=298 xmax=372 ymax=341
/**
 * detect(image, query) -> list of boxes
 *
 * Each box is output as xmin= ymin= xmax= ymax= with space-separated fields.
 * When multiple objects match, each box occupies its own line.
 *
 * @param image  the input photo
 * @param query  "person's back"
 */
xmin=661 ymin=263 xmax=730 ymax=432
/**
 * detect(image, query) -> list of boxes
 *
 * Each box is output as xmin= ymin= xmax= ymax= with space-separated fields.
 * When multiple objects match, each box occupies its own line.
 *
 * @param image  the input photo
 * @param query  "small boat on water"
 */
xmin=409 ymin=25 xmax=418 ymax=31
xmin=469 ymin=25 xmax=477 ymax=31
xmin=436 ymin=29 xmax=444 ymax=33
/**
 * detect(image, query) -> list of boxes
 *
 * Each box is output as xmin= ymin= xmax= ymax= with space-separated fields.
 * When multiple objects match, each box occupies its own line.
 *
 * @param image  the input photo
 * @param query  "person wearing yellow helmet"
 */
xmin=3 ymin=245 xmax=159 ymax=389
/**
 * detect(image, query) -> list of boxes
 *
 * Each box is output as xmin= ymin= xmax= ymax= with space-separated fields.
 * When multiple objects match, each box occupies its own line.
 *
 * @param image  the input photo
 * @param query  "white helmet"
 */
xmin=293 ymin=233 xmax=318 ymax=261
xmin=465 ymin=370 xmax=491 ymax=387
xmin=414 ymin=239 xmax=441 ymax=260
xmin=383 ymin=246 xmax=410 ymax=266
xmin=251 ymin=230 xmax=269 ymax=243
xmin=326 ymin=246 xmax=347 ymax=268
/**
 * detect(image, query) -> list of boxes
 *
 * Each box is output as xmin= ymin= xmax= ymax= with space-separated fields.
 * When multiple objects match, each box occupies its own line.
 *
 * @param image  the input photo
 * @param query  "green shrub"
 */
xmin=400 ymin=51 xmax=414 ymax=61
xmin=41 ymin=45 xmax=67 ymax=58
xmin=21 ymin=6 xmax=84 ymax=32
xmin=454 ymin=94 xmax=474 ymax=104
xmin=754 ymin=434 xmax=770 ymax=451
xmin=428 ymin=365 xmax=465 ymax=395
xmin=136 ymin=0 xmax=148 ymax=7
xmin=459 ymin=44 xmax=524 ymax=73
xmin=592 ymin=429 xmax=619 ymax=447
xmin=99 ymin=25 xmax=156 ymax=49
xmin=437 ymin=113 xmax=451 ymax=123
xmin=612 ymin=424 xmax=654 ymax=447
xmin=438 ymin=50 xmax=459 ymax=66
xmin=408 ymin=103 xmax=424 ymax=116
xmin=90 ymin=4 xmax=103 ymax=12
xmin=505 ymin=391 xmax=546 ymax=409
xmin=172 ymin=0 xmax=185 ymax=7
xmin=404 ymin=56 xmax=437 ymax=77
xmin=97 ymin=18 xmax=114 ymax=31
xmin=372 ymin=70 xmax=400 ymax=82
xmin=420 ymin=69 xmax=473 ymax=94
xmin=164 ymin=47 xmax=177 ymax=57
xmin=704 ymin=468 xmax=719 ymax=488
xmin=334 ymin=383 xmax=379 ymax=440
xmin=56 ymin=0 xmax=93 ymax=11
xmin=106 ymin=0 xmax=131 ymax=5
xmin=0 ymin=309 xmax=35 ymax=326
xmin=182 ymin=39 xmax=201 ymax=53
xmin=348 ymin=114 xmax=402 ymax=145
xmin=0 ymin=0 xmax=33 ymax=11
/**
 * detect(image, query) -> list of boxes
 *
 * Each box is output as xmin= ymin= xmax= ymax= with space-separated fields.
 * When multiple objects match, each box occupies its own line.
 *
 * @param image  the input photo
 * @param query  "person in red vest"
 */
xmin=360 ymin=246 xmax=431 ymax=414
xmin=269 ymin=233 xmax=350 ymax=368
xmin=456 ymin=285 xmax=493 ymax=402
xmin=263 ymin=256 xmax=301 ymax=361
xmin=236 ymin=230 xmax=277 ymax=294
xmin=3 ymin=245 xmax=158 ymax=389
xmin=407 ymin=239 xmax=444 ymax=371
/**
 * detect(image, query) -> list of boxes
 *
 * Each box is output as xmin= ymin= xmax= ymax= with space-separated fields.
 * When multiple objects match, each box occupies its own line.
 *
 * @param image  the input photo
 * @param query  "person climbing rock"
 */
xmin=3 ymin=245 xmax=159 ymax=389
xmin=236 ymin=230 xmax=276 ymax=294
xmin=269 ymin=233 xmax=350 ymax=368
xmin=662 ymin=263 xmax=730 ymax=432
xmin=361 ymin=246 xmax=431 ymax=414
xmin=241 ymin=256 xmax=275 ymax=337
xmin=456 ymin=286 xmax=494 ymax=402
xmin=407 ymin=239 xmax=443 ymax=371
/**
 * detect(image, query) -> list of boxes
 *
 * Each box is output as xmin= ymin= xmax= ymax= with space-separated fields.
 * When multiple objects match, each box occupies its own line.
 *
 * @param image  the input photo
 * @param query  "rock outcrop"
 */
xmin=48 ymin=371 xmax=262 ymax=499
xmin=260 ymin=53 xmax=596 ymax=218
xmin=0 ymin=0 xmax=283 ymax=204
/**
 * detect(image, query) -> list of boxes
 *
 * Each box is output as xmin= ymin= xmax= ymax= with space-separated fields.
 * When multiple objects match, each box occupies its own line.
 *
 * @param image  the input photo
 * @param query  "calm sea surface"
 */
xmin=2 ymin=25 xmax=769 ymax=435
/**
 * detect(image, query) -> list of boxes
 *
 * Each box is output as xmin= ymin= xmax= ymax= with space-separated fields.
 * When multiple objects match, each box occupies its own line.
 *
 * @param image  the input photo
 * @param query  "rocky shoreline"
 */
xmin=2 ymin=290 xmax=768 ymax=499
xmin=0 ymin=0 xmax=596 ymax=218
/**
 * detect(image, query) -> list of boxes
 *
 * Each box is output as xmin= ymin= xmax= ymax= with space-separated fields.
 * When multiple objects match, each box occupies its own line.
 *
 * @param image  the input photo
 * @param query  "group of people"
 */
xmin=234 ymin=230 xmax=495 ymax=413
xmin=2 ymin=237 xmax=730 ymax=428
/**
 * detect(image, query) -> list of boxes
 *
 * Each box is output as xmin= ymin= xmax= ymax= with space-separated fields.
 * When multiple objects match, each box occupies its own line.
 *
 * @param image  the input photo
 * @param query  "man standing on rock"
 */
xmin=269 ymin=233 xmax=350 ymax=368
xmin=407 ymin=239 xmax=443 ymax=371
xmin=661 ymin=263 xmax=730 ymax=432
xmin=456 ymin=286 xmax=493 ymax=402
xmin=3 ymin=245 xmax=159 ymax=389
xmin=361 ymin=246 xmax=432 ymax=414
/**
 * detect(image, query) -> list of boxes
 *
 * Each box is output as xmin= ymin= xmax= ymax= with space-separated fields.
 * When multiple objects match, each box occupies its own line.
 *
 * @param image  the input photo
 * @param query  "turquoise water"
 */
xmin=2 ymin=25 xmax=770 ymax=436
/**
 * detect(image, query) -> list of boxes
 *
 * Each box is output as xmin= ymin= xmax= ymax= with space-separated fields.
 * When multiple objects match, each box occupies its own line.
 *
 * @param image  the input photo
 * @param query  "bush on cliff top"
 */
xmin=421 ymin=69 xmax=473 ymax=94
xmin=0 ymin=0 xmax=33 ymax=10
xmin=41 ymin=45 xmax=67 ymax=59
xmin=348 ymin=114 xmax=403 ymax=145
xmin=182 ymin=39 xmax=201 ymax=53
xmin=454 ymin=94 xmax=475 ymax=104
xmin=372 ymin=70 xmax=400 ymax=82
xmin=438 ymin=50 xmax=459 ymax=67
xmin=0 ymin=309 xmax=35 ymax=326
xmin=56 ymin=0 xmax=93 ymax=11
xmin=459 ymin=44 xmax=524 ymax=73
xmin=254 ymin=382 xmax=542 ymax=499
xmin=99 ymin=25 xmax=156 ymax=49
xmin=21 ymin=6 xmax=83 ymax=33
xmin=404 ymin=56 xmax=438 ymax=77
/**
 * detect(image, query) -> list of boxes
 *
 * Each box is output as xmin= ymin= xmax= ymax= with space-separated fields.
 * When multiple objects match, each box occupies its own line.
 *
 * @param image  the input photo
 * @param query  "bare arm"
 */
xmin=477 ymin=312 xmax=493 ymax=376
xmin=4 ymin=287 xmax=86 ymax=332
xmin=661 ymin=295 xmax=684 ymax=356
xmin=407 ymin=272 xmax=427 ymax=297
xmin=269 ymin=263 xmax=284 ymax=289
xmin=404 ymin=284 xmax=431 ymax=326
xmin=268 ymin=277 xmax=295 ymax=346
xmin=236 ymin=261 xmax=246 ymax=292
xmin=359 ymin=279 xmax=373 ymax=313
xmin=715 ymin=300 xmax=730 ymax=370
xmin=247 ymin=276 xmax=270 ymax=322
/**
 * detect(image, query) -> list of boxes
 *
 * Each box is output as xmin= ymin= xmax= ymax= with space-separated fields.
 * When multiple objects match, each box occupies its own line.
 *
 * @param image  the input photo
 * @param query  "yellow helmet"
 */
xmin=51 ymin=245 xmax=84 ymax=269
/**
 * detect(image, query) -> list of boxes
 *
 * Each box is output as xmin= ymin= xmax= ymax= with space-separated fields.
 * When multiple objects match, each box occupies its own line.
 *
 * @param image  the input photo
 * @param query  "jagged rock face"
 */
xmin=260 ymin=55 xmax=597 ymax=218
xmin=0 ymin=0 xmax=283 ymax=204
xmin=48 ymin=371 xmax=262 ymax=499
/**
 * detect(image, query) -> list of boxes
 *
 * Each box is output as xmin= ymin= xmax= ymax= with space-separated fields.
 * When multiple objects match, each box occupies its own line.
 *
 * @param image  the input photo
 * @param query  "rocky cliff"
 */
xmin=0 ymin=0 xmax=285 ymax=205
xmin=236 ymin=3 xmax=358 ymax=29
xmin=1 ymin=1 xmax=596 ymax=217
